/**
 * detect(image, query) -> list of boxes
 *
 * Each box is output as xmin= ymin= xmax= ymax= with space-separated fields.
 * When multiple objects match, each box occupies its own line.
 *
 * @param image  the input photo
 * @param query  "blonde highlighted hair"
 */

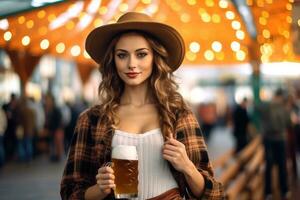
xmin=97 ymin=31 xmax=188 ymax=138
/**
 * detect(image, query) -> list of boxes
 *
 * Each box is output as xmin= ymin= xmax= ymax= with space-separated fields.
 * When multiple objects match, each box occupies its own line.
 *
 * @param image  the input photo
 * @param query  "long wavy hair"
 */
xmin=97 ymin=31 xmax=189 ymax=138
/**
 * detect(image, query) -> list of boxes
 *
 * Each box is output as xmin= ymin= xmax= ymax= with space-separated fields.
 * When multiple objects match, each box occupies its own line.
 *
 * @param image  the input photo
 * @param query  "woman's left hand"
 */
xmin=162 ymin=137 xmax=193 ymax=173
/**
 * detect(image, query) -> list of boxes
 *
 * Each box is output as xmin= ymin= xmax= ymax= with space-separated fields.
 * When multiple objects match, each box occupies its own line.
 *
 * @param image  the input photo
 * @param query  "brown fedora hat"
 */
xmin=85 ymin=12 xmax=185 ymax=71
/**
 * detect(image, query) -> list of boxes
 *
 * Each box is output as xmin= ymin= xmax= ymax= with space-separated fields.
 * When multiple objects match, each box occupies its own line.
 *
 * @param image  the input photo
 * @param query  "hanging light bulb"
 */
xmin=56 ymin=42 xmax=65 ymax=53
xmin=4 ymin=31 xmax=12 ymax=41
xmin=40 ymin=39 xmax=50 ymax=50
xmin=22 ymin=36 xmax=30 ymax=46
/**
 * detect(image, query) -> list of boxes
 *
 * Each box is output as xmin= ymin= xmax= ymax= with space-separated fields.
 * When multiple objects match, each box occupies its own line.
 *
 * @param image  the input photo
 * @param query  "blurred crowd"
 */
xmin=196 ymin=87 xmax=300 ymax=199
xmin=197 ymin=88 xmax=300 ymax=157
xmin=0 ymin=93 xmax=88 ymax=167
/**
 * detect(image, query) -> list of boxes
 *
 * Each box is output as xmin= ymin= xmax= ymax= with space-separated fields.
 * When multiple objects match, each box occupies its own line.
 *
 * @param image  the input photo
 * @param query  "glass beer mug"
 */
xmin=112 ymin=145 xmax=138 ymax=199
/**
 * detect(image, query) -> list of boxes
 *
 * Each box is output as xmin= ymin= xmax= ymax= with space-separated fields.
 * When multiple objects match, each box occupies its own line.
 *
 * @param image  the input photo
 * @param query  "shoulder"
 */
xmin=175 ymin=108 xmax=200 ymax=133
xmin=77 ymin=104 xmax=102 ymax=127
xmin=74 ymin=104 xmax=112 ymax=143
xmin=176 ymin=109 xmax=198 ymax=125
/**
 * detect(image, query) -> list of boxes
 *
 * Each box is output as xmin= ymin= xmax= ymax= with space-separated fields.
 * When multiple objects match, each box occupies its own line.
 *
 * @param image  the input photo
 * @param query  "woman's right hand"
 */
xmin=96 ymin=166 xmax=116 ymax=196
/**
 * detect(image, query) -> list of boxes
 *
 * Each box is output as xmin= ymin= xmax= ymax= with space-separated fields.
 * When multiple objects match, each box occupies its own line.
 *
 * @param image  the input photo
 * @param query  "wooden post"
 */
xmin=248 ymin=41 xmax=262 ymax=130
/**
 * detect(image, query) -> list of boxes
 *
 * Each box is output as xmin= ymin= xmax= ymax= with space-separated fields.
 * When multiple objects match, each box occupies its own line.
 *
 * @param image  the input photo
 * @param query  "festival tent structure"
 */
xmin=0 ymin=0 xmax=299 ymax=86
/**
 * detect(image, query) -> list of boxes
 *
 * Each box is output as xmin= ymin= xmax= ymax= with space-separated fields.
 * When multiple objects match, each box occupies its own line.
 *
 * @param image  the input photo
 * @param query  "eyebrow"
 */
xmin=115 ymin=48 xmax=150 ymax=52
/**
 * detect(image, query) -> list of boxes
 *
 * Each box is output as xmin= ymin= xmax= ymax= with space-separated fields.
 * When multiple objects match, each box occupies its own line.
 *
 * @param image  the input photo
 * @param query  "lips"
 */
xmin=125 ymin=72 xmax=140 ymax=78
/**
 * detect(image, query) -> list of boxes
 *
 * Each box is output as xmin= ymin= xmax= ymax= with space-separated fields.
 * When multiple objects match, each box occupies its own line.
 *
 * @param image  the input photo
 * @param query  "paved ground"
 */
xmin=0 ymin=155 xmax=66 ymax=200
xmin=207 ymin=126 xmax=235 ymax=158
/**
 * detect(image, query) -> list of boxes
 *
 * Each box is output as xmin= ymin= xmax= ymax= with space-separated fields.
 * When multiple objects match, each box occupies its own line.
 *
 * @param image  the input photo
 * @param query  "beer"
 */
xmin=112 ymin=145 xmax=138 ymax=199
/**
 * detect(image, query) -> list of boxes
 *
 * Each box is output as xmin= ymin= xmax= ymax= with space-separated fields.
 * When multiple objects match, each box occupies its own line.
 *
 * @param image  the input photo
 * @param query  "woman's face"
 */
xmin=114 ymin=32 xmax=154 ymax=87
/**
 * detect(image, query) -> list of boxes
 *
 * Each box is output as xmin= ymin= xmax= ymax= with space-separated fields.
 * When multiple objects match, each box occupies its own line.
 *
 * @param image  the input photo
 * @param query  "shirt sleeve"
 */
xmin=60 ymin=110 xmax=98 ymax=200
xmin=176 ymin=110 xmax=225 ymax=200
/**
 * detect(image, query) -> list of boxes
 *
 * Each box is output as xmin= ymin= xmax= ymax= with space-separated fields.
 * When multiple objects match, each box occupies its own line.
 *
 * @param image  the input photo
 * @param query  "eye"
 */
xmin=116 ymin=53 xmax=127 ymax=59
xmin=137 ymin=52 xmax=147 ymax=58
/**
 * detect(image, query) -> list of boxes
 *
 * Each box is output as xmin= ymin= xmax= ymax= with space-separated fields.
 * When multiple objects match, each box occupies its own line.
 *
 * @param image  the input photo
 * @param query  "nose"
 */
xmin=128 ymin=55 xmax=137 ymax=70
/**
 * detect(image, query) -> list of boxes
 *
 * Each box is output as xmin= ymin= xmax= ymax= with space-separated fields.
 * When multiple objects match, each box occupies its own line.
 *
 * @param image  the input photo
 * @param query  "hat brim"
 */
xmin=85 ymin=21 xmax=185 ymax=71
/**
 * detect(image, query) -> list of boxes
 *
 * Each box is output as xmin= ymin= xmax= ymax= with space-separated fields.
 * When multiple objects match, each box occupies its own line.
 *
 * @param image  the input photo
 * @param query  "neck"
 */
xmin=120 ymin=82 xmax=154 ymax=106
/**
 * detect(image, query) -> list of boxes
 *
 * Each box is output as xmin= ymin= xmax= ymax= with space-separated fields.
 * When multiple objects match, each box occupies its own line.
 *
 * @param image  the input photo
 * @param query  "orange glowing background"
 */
xmin=0 ymin=0 xmax=299 ymax=67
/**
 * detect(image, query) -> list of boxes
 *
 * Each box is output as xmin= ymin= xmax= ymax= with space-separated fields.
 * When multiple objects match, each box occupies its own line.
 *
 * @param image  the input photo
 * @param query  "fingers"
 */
xmin=165 ymin=138 xmax=183 ymax=146
xmin=162 ymin=153 xmax=173 ymax=162
xmin=164 ymin=138 xmax=185 ymax=154
xmin=97 ymin=179 xmax=115 ymax=186
xmin=96 ymin=172 xmax=115 ymax=180
xmin=163 ymin=143 xmax=178 ymax=152
xmin=162 ymin=149 xmax=179 ymax=157
xmin=97 ymin=167 xmax=115 ymax=180
xmin=98 ymin=166 xmax=114 ymax=174
xmin=163 ymin=138 xmax=187 ymax=163
xmin=96 ymin=166 xmax=115 ymax=192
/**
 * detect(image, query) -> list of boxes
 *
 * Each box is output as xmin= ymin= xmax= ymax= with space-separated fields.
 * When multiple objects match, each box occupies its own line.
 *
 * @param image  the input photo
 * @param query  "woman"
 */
xmin=61 ymin=12 xmax=224 ymax=200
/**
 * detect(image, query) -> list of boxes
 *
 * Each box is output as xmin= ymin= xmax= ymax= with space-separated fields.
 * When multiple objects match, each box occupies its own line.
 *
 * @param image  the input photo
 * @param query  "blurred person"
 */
xmin=60 ymin=102 xmax=71 ymax=131
xmin=74 ymin=97 xmax=89 ymax=113
xmin=295 ymin=89 xmax=300 ymax=152
xmin=17 ymin=96 xmax=36 ymax=162
xmin=2 ymin=93 xmax=18 ymax=161
xmin=232 ymin=97 xmax=250 ymax=153
xmin=224 ymin=104 xmax=233 ymax=127
xmin=286 ymin=94 xmax=299 ymax=179
xmin=28 ymin=97 xmax=45 ymax=156
xmin=44 ymin=93 xmax=64 ymax=162
xmin=61 ymin=12 xmax=224 ymax=200
xmin=257 ymin=88 xmax=291 ymax=200
xmin=63 ymin=98 xmax=88 ymax=154
xmin=63 ymin=101 xmax=73 ymax=154
xmin=60 ymin=101 xmax=71 ymax=154
xmin=197 ymin=102 xmax=217 ymax=140
xmin=0 ymin=106 xmax=7 ymax=167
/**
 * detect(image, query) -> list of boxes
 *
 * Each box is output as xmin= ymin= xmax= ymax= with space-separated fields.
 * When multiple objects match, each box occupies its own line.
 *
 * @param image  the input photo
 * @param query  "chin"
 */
xmin=123 ymin=78 xmax=148 ymax=87
xmin=125 ymin=81 xmax=143 ymax=86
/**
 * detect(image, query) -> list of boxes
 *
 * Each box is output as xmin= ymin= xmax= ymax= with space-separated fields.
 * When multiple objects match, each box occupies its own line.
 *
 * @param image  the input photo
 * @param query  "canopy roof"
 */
xmin=0 ymin=0 xmax=65 ymax=18
xmin=0 ymin=0 xmax=299 ymax=68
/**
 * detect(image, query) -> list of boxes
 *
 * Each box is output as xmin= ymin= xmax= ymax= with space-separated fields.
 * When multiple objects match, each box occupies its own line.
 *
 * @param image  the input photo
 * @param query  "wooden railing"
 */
xmin=212 ymin=135 xmax=265 ymax=200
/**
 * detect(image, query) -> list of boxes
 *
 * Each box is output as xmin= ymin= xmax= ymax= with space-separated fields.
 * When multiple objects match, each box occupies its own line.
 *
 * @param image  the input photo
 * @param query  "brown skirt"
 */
xmin=147 ymin=188 xmax=182 ymax=200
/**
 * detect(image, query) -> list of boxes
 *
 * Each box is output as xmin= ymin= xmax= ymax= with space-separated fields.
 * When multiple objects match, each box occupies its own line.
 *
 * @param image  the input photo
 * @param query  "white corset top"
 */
xmin=111 ymin=129 xmax=178 ymax=200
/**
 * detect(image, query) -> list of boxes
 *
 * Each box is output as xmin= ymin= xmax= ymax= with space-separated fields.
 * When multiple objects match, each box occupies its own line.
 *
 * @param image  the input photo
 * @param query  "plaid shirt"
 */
xmin=60 ymin=105 xmax=224 ymax=200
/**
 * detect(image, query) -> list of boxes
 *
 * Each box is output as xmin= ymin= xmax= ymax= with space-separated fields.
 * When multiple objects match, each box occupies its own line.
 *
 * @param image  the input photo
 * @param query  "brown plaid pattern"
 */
xmin=60 ymin=105 xmax=225 ymax=199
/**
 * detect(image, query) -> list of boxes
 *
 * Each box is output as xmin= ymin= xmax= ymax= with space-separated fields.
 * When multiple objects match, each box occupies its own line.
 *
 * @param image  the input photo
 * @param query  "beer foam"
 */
xmin=112 ymin=145 xmax=138 ymax=160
